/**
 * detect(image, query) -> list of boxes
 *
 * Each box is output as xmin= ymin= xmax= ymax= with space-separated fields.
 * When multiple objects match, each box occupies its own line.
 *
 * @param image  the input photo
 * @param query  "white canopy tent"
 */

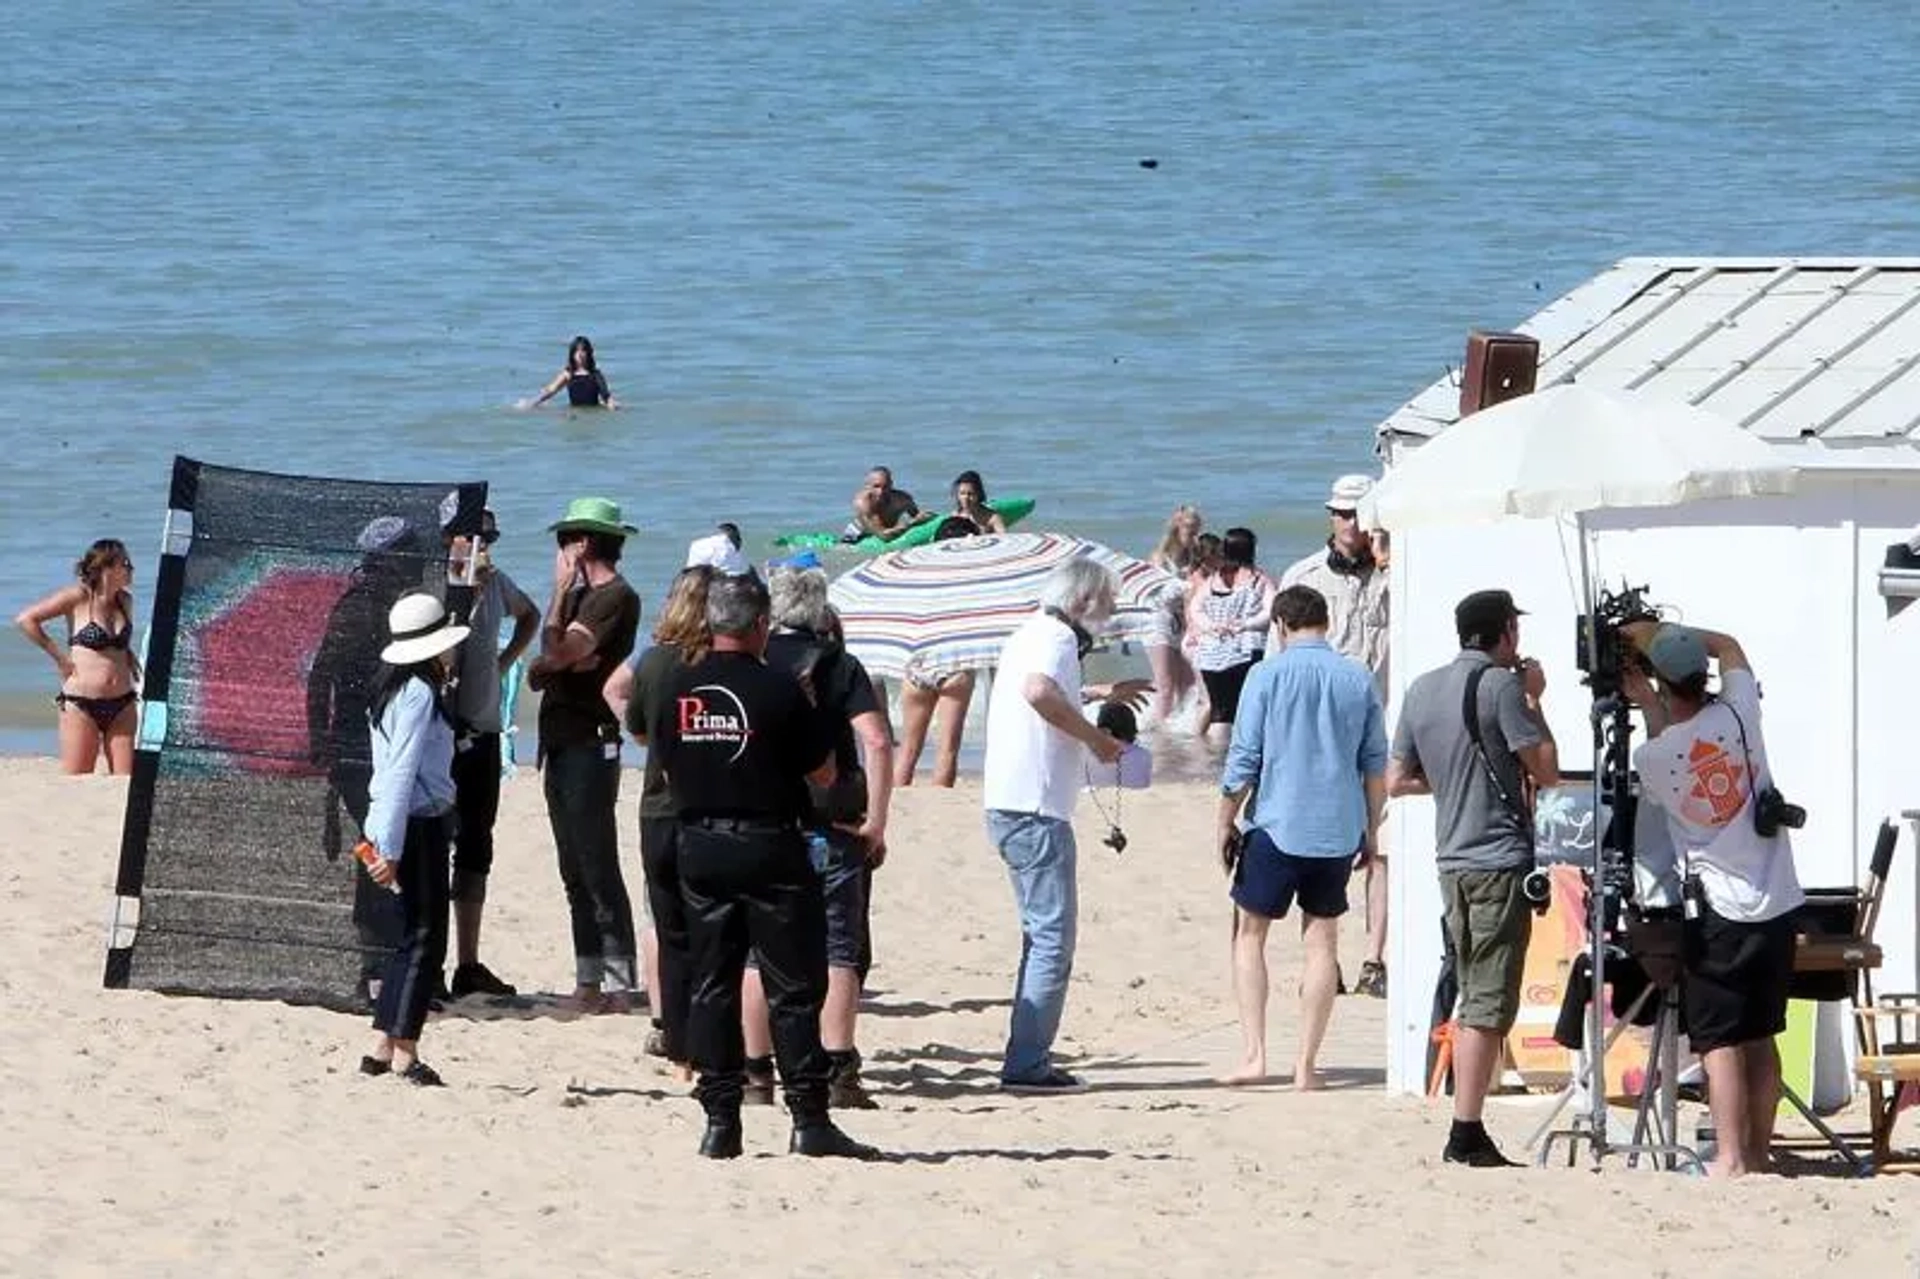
xmin=1373 ymin=259 xmax=1920 ymax=1099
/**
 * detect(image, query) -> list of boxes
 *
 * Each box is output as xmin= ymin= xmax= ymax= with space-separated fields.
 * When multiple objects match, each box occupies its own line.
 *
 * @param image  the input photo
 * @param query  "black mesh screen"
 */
xmin=106 ymin=457 xmax=485 ymax=1010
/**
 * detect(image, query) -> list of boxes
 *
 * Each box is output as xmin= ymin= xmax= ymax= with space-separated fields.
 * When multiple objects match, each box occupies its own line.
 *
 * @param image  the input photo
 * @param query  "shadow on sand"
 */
xmin=862 ymin=995 xmax=1011 ymax=1020
xmin=432 ymin=991 xmax=654 ymax=1025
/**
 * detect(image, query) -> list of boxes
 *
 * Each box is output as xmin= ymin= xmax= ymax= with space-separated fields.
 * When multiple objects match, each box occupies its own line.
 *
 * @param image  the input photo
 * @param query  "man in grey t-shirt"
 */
xmin=1387 ymin=589 xmax=1558 ymax=1169
xmin=444 ymin=509 xmax=539 ymax=999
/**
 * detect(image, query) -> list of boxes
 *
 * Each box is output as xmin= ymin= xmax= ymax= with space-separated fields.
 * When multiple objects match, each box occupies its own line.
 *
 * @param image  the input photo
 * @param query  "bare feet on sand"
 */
xmin=1292 ymin=1065 xmax=1323 ymax=1092
xmin=1218 ymin=1058 xmax=1269 ymax=1086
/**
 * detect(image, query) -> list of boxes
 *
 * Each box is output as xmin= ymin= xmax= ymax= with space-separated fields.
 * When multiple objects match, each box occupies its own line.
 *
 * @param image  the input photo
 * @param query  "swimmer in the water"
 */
xmin=946 ymin=470 xmax=1008 ymax=535
xmin=527 ymin=335 xmax=619 ymax=409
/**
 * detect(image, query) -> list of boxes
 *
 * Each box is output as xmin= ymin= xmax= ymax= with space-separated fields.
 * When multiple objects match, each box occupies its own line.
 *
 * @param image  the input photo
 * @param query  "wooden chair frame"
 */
xmin=1855 ymin=994 xmax=1920 ymax=1171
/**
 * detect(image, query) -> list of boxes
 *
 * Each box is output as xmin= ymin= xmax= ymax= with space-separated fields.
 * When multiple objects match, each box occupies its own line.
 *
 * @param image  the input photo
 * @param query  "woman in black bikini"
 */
xmin=15 ymin=539 xmax=141 ymax=774
xmin=528 ymin=335 xmax=619 ymax=409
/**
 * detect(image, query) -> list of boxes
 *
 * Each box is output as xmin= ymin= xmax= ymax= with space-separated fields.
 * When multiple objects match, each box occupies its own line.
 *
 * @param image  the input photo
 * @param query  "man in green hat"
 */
xmin=528 ymin=497 xmax=643 ymax=1011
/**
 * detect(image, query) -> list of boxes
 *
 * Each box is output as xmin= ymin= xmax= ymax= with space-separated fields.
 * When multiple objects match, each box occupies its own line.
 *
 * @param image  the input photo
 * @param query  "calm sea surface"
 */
xmin=5 ymin=1 xmax=1918 ymax=753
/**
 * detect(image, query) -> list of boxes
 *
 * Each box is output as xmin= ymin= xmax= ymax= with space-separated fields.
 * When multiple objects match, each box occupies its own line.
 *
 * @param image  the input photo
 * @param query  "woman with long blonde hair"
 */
xmin=606 ymin=564 xmax=716 ymax=1070
xmin=1142 ymin=505 xmax=1204 ymax=729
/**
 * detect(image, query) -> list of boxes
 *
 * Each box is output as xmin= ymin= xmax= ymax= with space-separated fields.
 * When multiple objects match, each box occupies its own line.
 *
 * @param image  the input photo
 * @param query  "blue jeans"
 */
xmin=986 ymin=810 xmax=1078 ymax=1083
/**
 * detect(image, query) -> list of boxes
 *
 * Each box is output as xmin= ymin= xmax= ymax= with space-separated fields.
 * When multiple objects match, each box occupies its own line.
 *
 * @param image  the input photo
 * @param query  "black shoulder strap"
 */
xmin=1463 ymin=665 xmax=1530 ymax=832
xmin=1462 ymin=666 xmax=1490 ymax=757
xmin=1720 ymin=697 xmax=1762 ymax=805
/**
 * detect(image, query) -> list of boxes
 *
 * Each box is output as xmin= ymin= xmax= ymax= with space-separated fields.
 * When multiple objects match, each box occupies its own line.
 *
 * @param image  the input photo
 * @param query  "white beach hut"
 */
xmin=1378 ymin=257 xmax=1920 ymax=1097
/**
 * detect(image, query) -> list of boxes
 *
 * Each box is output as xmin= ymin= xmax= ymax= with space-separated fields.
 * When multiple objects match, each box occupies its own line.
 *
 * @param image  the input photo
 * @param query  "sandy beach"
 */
xmin=2 ymin=758 xmax=1911 ymax=1277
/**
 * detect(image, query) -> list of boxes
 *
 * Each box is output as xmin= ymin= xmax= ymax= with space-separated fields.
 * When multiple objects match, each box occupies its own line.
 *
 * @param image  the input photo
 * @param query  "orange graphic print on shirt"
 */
xmin=1680 ymin=737 xmax=1747 ymax=828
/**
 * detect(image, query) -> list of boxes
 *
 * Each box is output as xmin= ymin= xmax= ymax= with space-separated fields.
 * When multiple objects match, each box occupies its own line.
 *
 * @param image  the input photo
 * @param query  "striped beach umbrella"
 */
xmin=828 ymin=531 xmax=1181 ymax=681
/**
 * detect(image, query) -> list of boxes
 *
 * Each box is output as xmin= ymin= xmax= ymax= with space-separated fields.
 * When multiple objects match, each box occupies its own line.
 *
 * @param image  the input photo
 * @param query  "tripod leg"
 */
xmin=1627 ymin=1011 xmax=1664 ymax=1169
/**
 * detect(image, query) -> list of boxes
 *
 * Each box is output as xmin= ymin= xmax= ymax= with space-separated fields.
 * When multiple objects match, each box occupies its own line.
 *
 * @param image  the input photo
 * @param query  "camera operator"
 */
xmin=1618 ymin=622 xmax=1804 ymax=1180
xmin=1386 ymin=589 xmax=1559 ymax=1169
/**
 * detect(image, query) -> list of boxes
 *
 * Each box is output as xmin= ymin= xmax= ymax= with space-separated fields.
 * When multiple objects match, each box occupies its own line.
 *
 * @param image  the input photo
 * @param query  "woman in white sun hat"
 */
xmin=358 ymin=592 xmax=470 ymax=1086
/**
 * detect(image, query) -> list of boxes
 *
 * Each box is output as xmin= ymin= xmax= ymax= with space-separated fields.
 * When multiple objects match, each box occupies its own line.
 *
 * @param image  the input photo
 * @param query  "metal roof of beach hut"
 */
xmin=1375 ymin=258 xmax=1920 ymax=456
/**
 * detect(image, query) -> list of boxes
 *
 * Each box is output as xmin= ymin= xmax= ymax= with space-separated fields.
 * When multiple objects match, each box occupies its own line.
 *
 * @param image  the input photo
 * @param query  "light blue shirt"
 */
xmin=1221 ymin=638 xmax=1387 ymax=858
xmin=364 ymin=677 xmax=456 ymax=860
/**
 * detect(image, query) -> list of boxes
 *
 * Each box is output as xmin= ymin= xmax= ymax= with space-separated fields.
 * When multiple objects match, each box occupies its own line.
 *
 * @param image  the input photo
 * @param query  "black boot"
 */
xmin=699 ymin=1110 xmax=743 ymax=1160
xmin=789 ymin=1086 xmax=882 ymax=1161
xmin=790 ymin=1118 xmax=882 ymax=1160
xmin=694 ymin=1074 xmax=745 ymax=1160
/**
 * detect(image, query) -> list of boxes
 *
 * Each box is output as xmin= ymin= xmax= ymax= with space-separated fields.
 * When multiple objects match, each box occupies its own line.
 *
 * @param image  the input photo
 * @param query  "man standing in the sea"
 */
xmin=846 ymin=467 xmax=921 ymax=541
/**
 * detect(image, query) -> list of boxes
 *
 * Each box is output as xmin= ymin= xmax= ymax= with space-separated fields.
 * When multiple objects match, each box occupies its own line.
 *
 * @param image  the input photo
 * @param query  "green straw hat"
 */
xmin=548 ymin=496 xmax=638 ymax=537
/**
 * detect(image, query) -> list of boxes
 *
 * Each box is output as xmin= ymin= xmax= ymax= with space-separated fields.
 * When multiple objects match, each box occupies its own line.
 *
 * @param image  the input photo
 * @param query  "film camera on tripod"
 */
xmin=1539 ymin=583 xmax=1813 ymax=1172
xmin=1532 ymin=582 xmax=1708 ymax=1169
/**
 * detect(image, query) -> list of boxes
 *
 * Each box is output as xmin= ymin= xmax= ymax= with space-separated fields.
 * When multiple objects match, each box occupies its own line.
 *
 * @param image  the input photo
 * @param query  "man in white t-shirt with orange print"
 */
xmin=1620 ymin=621 xmax=1803 ymax=1181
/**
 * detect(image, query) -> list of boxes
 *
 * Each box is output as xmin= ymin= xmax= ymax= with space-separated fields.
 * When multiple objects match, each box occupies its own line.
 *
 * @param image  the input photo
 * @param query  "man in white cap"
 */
xmin=686 ymin=531 xmax=753 ymax=578
xmin=1280 ymin=473 xmax=1392 ymax=998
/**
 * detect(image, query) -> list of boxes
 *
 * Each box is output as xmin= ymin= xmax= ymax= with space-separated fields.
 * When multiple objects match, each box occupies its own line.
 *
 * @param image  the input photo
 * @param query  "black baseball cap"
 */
xmin=1455 ymin=589 xmax=1527 ymax=645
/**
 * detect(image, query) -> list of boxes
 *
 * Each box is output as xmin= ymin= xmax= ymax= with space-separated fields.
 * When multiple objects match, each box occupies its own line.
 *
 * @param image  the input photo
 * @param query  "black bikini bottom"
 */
xmin=57 ymin=691 xmax=138 ymax=733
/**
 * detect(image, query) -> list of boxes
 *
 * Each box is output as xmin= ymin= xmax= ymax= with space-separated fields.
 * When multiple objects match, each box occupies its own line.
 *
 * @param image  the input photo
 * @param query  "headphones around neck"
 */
xmin=1043 ymin=606 xmax=1095 ymax=659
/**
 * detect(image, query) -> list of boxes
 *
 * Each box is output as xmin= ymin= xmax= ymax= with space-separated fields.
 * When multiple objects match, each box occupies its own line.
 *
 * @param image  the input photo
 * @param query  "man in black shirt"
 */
xmin=743 ymin=567 xmax=894 ymax=1109
xmin=654 ymin=573 xmax=879 ymax=1161
xmin=528 ymin=497 xmax=642 ymax=1013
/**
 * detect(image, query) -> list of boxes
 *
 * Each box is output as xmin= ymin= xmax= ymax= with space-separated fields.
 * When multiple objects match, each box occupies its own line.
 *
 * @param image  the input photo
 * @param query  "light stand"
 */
xmin=1530 ymin=694 xmax=1702 ymax=1173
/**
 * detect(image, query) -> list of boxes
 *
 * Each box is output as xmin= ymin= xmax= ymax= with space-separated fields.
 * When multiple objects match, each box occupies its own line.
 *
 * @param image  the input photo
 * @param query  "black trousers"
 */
xmin=543 ymin=743 xmax=637 ymax=990
xmin=639 ymin=815 xmax=692 ymax=1062
xmin=372 ymin=814 xmax=452 ymax=1041
xmin=450 ymin=730 xmax=501 ymax=896
xmin=680 ymin=823 xmax=831 ymax=1118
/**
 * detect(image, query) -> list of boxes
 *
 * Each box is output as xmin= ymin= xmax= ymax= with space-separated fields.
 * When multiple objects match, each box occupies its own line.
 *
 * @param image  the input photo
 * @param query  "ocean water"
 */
xmin=5 ymin=1 xmax=1918 ymax=752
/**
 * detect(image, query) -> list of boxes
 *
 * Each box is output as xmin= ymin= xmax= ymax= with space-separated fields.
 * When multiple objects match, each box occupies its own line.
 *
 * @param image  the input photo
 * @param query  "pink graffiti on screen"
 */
xmin=196 ymin=567 xmax=353 ymax=775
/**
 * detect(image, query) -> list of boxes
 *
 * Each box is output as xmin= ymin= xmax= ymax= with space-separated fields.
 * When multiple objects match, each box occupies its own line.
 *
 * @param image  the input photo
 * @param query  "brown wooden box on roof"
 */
xmin=1459 ymin=330 xmax=1540 ymax=417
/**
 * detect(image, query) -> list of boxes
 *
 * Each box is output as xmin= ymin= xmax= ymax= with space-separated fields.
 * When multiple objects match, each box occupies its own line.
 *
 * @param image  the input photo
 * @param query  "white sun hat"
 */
xmin=381 ymin=593 xmax=471 ymax=665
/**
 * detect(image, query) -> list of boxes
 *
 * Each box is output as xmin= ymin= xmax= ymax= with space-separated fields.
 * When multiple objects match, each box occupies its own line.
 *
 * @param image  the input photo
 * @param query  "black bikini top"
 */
xmin=73 ymin=601 xmax=132 ymax=652
xmin=73 ymin=618 xmax=132 ymax=651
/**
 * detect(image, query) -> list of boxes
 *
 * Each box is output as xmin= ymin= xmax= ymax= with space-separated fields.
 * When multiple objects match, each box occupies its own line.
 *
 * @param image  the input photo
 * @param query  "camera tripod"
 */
xmin=1528 ymin=695 xmax=1703 ymax=1173
xmin=1529 ymin=974 xmax=1705 ymax=1173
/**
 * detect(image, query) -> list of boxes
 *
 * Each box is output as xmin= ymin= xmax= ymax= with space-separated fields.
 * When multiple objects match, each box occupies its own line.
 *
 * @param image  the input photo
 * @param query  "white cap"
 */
xmin=1326 ymin=474 xmax=1375 ymax=509
xmin=685 ymin=532 xmax=751 ymax=577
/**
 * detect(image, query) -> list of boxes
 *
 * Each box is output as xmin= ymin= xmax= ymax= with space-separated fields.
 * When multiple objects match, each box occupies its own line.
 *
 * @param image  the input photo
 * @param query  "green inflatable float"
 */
xmin=773 ymin=495 xmax=1037 ymax=554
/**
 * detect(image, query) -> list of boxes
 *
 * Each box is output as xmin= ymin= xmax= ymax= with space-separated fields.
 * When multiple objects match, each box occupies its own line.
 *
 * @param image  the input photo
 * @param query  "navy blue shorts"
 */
xmin=1230 ymin=828 xmax=1351 ymax=921
xmin=746 ymin=827 xmax=869 ymax=971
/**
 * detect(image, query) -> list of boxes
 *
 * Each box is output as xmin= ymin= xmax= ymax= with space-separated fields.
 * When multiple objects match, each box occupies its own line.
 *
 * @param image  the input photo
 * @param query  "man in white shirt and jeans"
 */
xmin=1621 ymin=621 xmax=1804 ymax=1179
xmin=983 ymin=559 xmax=1148 ymax=1093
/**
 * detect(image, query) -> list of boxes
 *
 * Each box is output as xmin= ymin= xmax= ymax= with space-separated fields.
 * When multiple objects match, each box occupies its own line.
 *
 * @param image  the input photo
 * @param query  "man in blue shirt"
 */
xmin=1215 ymin=585 xmax=1387 ymax=1089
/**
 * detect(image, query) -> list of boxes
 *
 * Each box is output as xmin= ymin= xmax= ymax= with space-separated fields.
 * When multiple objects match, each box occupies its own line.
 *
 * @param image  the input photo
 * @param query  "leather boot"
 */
xmin=699 ymin=1112 xmax=743 ymax=1160
xmin=788 ymin=1076 xmax=879 ymax=1158
xmin=827 ymin=1048 xmax=879 ymax=1110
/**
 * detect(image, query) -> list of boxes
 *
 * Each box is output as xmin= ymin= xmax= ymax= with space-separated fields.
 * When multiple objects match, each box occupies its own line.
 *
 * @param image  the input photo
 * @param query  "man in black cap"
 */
xmin=651 ymin=573 xmax=879 ymax=1160
xmin=1386 ymin=589 xmax=1559 ymax=1168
